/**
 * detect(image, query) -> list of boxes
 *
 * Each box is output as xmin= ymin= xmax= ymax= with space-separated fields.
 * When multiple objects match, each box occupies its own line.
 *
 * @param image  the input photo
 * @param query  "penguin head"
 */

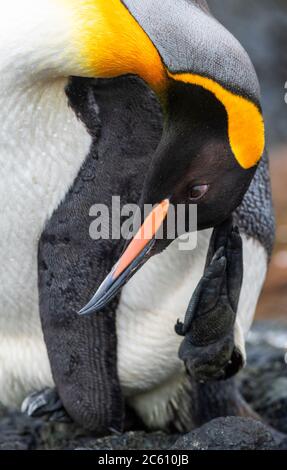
xmin=77 ymin=0 xmax=265 ymax=314
xmin=142 ymin=80 xmax=257 ymax=232
xmin=78 ymin=79 xmax=260 ymax=315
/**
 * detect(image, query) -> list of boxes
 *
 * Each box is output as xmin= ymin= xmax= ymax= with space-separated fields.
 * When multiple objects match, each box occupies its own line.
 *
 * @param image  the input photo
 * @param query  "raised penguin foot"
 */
xmin=21 ymin=388 xmax=72 ymax=423
xmin=175 ymin=218 xmax=244 ymax=382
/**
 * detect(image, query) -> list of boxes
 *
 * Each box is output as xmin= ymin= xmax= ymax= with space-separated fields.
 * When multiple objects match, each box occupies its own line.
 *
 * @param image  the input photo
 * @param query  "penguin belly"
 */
xmin=0 ymin=79 xmax=91 ymax=407
xmin=116 ymin=230 xmax=267 ymax=429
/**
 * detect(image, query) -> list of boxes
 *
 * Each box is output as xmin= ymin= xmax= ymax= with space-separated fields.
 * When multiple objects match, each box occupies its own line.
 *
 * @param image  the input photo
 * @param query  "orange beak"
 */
xmin=78 ymin=199 xmax=170 ymax=315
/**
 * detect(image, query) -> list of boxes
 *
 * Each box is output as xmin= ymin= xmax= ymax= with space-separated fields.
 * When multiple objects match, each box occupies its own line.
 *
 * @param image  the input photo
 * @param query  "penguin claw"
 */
xmin=21 ymin=388 xmax=72 ymax=423
xmin=175 ymin=218 xmax=244 ymax=382
xmin=175 ymin=319 xmax=185 ymax=337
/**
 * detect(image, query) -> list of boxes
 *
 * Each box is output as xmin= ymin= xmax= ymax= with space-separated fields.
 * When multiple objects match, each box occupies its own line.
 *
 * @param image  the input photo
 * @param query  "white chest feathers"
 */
xmin=116 ymin=231 xmax=267 ymax=401
xmin=116 ymin=230 xmax=212 ymax=395
xmin=0 ymin=75 xmax=91 ymax=406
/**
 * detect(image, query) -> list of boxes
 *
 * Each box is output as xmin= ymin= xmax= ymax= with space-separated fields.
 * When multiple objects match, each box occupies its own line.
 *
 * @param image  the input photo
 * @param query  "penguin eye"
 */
xmin=188 ymin=184 xmax=209 ymax=202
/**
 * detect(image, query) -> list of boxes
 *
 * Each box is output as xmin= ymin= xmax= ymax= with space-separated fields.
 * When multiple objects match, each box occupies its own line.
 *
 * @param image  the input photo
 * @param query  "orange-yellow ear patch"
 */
xmin=168 ymin=71 xmax=265 ymax=169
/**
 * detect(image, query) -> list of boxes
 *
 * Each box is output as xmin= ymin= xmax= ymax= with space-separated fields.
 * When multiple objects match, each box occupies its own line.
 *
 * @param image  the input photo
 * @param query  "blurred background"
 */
xmin=209 ymin=0 xmax=287 ymax=319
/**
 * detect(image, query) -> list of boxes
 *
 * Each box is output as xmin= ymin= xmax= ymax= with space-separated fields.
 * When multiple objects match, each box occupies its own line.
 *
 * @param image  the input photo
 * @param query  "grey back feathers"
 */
xmin=235 ymin=152 xmax=275 ymax=259
xmin=122 ymin=0 xmax=260 ymax=104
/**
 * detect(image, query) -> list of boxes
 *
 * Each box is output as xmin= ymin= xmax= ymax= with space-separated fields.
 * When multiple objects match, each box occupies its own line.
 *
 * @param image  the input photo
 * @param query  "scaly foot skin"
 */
xmin=21 ymin=388 xmax=72 ymax=423
xmin=175 ymin=218 xmax=244 ymax=382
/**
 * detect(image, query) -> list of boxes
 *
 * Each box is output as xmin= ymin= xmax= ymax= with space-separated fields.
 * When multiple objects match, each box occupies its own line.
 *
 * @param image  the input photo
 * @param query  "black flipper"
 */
xmin=176 ymin=218 xmax=244 ymax=382
xmin=38 ymin=76 xmax=163 ymax=433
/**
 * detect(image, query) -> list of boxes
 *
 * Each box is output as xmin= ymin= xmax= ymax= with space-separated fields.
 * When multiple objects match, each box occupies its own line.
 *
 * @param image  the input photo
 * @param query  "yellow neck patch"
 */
xmin=67 ymin=0 xmax=166 ymax=93
xmin=64 ymin=0 xmax=265 ymax=169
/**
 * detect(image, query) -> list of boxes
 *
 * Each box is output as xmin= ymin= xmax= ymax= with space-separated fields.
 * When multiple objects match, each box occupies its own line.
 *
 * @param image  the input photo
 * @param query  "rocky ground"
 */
xmin=1 ymin=321 xmax=287 ymax=450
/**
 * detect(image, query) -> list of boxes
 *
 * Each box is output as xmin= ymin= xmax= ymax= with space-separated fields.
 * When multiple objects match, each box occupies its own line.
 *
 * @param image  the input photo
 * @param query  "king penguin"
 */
xmin=0 ymin=0 xmax=274 ymax=433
